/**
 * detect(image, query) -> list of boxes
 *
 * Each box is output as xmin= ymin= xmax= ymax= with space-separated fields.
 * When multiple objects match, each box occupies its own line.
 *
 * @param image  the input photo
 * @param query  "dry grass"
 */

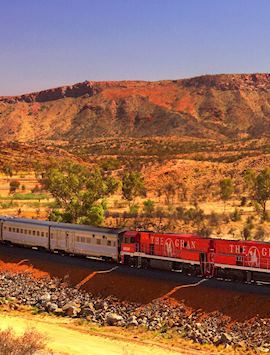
xmin=0 ymin=327 xmax=49 ymax=354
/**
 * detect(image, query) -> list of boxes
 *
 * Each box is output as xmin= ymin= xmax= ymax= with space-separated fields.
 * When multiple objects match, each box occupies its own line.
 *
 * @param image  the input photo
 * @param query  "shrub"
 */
xmin=129 ymin=203 xmax=139 ymax=216
xmin=208 ymin=212 xmax=222 ymax=226
xmin=246 ymin=215 xmax=255 ymax=228
xmin=230 ymin=208 xmax=241 ymax=222
xmin=143 ymin=199 xmax=155 ymax=216
xmin=197 ymin=226 xmax=212 ymax=237
xmin=100 ymin=158 xmax=121 ymax=171
xmin=228 ymin=227 xmax=237 ymax=237
xmin=240 ymin=196 xmax=247 ymax=206
xmin=175 ymin=206 xmax=185 ymax=219
xmin=0 ymin=327 xmax=48 ymax=354
xmin=9 ymin=180 xmax=20 ymax=194
xmin=242 ymin=223 xmax=253 ymax=240
xmin=261 ymin=211 xmax=270 ymax=222
xmin=255 ymin=226 xmax=266 ymax=241
xmin=113 ymin=200 xmax=127 ymax=209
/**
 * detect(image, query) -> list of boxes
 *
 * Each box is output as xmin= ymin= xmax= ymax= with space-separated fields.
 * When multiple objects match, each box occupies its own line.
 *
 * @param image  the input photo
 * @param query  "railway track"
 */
xmin=0 ymin=244 xmax=270 ymax=321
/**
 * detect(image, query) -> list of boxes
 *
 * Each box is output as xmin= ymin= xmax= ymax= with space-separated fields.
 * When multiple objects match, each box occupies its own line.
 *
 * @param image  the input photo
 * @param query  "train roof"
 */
xmin=0 ymin=216 xmax=125 ymax=235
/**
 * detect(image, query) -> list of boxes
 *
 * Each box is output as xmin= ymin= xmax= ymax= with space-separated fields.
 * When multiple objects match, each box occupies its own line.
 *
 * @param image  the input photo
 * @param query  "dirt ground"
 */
xmin=0 ymin=311 xmax=221 ymax=355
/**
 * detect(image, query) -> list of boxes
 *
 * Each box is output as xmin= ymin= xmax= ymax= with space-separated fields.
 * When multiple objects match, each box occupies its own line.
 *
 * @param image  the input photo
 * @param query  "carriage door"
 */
xmin=200 ymin=253 xmax=207 ymax=276
xmin=65 ymin=231 xmax=75 ymax=253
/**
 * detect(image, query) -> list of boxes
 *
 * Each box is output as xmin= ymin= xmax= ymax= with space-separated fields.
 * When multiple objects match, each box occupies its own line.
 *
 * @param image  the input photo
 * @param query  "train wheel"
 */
xmin=141 ymin=258 xmax=149 ymax=269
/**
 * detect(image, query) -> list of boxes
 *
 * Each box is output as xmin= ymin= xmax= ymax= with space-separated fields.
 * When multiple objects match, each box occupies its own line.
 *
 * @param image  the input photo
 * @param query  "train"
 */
xmin=0 ymin=216 xmax=270 ymax=284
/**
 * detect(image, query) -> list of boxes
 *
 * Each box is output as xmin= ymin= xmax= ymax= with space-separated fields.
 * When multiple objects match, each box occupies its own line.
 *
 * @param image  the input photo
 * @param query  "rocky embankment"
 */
xmin=0 ymin=271 xmax=269 ymax=352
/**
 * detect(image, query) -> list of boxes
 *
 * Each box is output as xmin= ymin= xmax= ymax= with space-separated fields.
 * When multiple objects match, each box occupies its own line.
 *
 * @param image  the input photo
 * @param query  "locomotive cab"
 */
xmin=120 ymin=231 xmax=140 ymax=265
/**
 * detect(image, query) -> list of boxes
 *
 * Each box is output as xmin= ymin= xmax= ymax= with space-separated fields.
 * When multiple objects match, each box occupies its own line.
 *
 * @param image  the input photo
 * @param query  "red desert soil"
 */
xmin=0 ymin=253 xmax=269 ymax=323
xmin=0 ymin=260 xmax=48 ymax=279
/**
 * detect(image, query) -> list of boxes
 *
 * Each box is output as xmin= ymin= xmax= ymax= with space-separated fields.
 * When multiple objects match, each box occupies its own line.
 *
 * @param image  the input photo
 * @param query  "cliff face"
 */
xmin=1 ymin=73 xmax=270 ymax=142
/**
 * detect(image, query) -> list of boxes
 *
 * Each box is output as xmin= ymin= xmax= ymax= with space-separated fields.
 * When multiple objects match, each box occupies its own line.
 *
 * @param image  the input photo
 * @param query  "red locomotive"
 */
xmin=121 ymin=231 xmax=270 ymax=283
xmin=1 ymin=216 xmax=270 ymax=284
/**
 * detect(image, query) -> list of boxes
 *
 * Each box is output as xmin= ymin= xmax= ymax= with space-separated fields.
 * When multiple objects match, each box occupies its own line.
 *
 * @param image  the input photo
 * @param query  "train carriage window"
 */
xmin=29 ymin=230 xmax=32 ymax=235
xmin=107 ymin=240 xmax=111 ymax=246
xmin=12 ymin=228 xmax=16 ymax=232
xmin=113 ymin=241 xmax=116 ymax=247
xmin=97 ymin=239 xmax=101 ymax=245
xmin=33 ymin=231 xmax=36 ymax=236
xmin=102 ymin=235 xmax=106 ymax=239
xmin=92 ymin=234 xmax=95 ymax=238
xmin=20 ymin=229 xmax=23 ymax=233
xmin=87 ymin=238 xmax=91 ymax=244
xmin=9 ymin=227 xmax=11 ymax=232
xmin=24 ymin=230 xmax=27 ymax=234
xmin=16 ymin=228 xmax=19 ymax=233
xmin=81 ymin=237 xmax=85 ymax=243
xmin=46 ymin=233 xmax=48 ymax=237
xmin=76 ymin=236 xmax=79 ymax=242
xmin=3 ymin=226 xmax=6 ymax=230
xmin=37 ymin=231 xmax=40 ymax=236
xmin=41 ymin=232 xmax=44 ymax=237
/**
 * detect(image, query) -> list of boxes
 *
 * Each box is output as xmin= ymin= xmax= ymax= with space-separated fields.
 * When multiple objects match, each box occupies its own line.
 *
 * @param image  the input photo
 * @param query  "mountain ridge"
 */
xmin=0 ymin=73 xmax=270 ymax=142
xmin=1 ymin=73 xmax=270 ymax=103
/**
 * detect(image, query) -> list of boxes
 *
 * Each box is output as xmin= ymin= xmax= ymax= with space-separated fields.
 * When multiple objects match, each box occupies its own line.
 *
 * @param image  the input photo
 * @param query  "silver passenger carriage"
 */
xmin=0 ymin=217 xmax=50 ymax=249
xmin=0 ymin=217 xmax=124 ymax=262
xmin=50 ymin=222 xmax=122 ymax=261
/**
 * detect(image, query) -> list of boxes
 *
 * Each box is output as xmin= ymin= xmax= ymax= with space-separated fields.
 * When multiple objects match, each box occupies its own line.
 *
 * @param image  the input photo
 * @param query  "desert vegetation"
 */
xmin=1 ymin=153 xmax=270 ymax=242
xmin=0 ymin=327 xmax=48 ymax=354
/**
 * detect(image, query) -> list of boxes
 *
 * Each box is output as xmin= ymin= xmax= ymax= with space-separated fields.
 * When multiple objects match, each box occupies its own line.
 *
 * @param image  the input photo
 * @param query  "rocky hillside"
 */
xmin=1 ymin=73 xmax=270 ymax=142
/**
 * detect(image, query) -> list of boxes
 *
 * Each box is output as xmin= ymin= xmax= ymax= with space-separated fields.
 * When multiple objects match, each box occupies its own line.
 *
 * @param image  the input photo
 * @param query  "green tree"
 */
xmin=219 ymin=178 xmax=234 ymax=212
xmin=143 ymin=199 xmax=155 ymax=216
xmin=255 ymin=169 xmax=270 ymax=216
xmin=122 ymin=172 xmax=144 ymax=206
xmin=9 ymin=180 xmax=20 ymax=194
xmin=244 ymin=168 xmax=270 ymax=217
xmin=100 ymin=158 xmax=121 ymax=172
xmin=44 ymin=161 xmax=118 ymax=225
xmin=129 ymin=203 xmax=139 ymax=216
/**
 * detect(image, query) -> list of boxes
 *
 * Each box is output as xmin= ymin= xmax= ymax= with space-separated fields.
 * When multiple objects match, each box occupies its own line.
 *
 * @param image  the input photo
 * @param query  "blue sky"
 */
xmin=1 ymin=0 xmax=270 ymax=95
